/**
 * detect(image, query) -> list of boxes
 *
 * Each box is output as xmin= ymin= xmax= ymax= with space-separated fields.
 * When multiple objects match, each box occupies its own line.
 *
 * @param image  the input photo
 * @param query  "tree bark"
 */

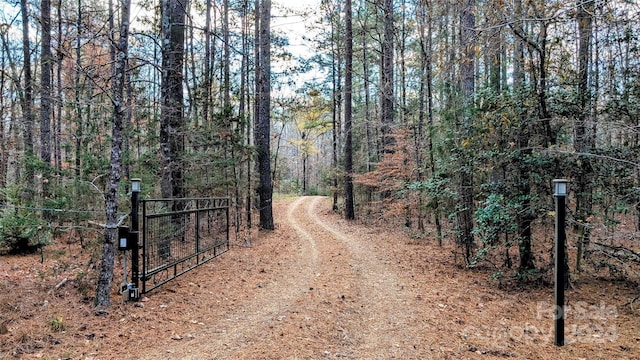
xmin=96 ymin=0 xmax=131 ymax=308
xmin=457 ymin=0 xmax=476 ymax=263
xmin=380 ymin=0 xmax=394 ymax=151
xmin=360 ymin=10 xmax=372 ymax=210
xmin=54 ymin=0 xmax=62 ymax=171
xmin=538 ymin=23 xmax=553 ymax=147
xmin=362 ymin=15 xmax=371 ymax=173
xmin=418 ymin=0 xmax=440 ymax=239
xmin=575 ymin=0 xmax=595 ymax=271
xmin=513 ymin=0 xmax=535 ymax=272
xmin=223 ymin=0 xmax=230 ymax=110
xmin=256 ymin=0 xmax=274 ymax=230
xmin=239 ymin=0 xmax=251 ymax=229
xmin=185 ymin=10 xmax=196 ymax=121
xmin=330 ymin=2 xmax=339 ymax=212
xmin=344 ymin=0 xmax=354 ymax=220
xmin=160 ymin=0 xmax=187 ymax=200
xmin=41 ymin=0 xmax=52 ymax=174
xmin=21 ymin=0 xmax=35 ymax=194
xmin=75 ymin=0 xmax=83 ymax=179
xmin=0 ymin=42 xmax=5 ymax=191
xmin=204 ymin=0 xmax=212 ymax=126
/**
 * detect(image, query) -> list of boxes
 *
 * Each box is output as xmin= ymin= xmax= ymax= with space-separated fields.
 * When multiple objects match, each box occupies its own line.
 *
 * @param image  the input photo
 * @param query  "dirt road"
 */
xmin=138 ymin=196 xmax=436 ymax=359
xmin=132 ymin=196 xmax=637 ymax=360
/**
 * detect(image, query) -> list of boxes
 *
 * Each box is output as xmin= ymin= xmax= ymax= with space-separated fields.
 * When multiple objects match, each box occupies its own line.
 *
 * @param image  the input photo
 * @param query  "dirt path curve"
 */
xmin=304 ymin=196 xmax=426 ymax=357
xmin=138 ymin=196 xmax=434 ymax=359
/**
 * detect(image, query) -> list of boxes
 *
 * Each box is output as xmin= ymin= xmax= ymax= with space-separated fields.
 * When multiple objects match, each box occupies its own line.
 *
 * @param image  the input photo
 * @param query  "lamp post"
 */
xmin=130 ymin=178 xmax=141 ymax=300
xmin=553 ymin=179 xmax=568 ymax=346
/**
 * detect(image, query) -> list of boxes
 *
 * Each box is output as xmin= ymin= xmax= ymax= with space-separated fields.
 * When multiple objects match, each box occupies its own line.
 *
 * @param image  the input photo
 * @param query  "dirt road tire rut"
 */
xmin=141 ymin=196 xmax=429 ymax=359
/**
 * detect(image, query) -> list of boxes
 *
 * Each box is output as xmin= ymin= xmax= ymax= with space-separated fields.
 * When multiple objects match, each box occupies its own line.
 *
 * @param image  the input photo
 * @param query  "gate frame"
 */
xmin=132 ymin=196 xmax=230 ymax=296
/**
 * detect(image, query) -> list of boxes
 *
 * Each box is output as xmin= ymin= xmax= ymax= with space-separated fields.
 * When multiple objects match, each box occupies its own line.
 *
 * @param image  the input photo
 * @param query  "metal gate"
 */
xmin=140 ymin=197 xmax=229 ymax=294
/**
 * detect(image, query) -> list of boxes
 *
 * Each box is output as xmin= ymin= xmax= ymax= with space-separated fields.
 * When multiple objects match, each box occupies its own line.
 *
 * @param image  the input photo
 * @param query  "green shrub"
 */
xmin=0 ymin=185 xmax=52 ymax=254
xmin=0 ymin=208 xmax=52 ymax=254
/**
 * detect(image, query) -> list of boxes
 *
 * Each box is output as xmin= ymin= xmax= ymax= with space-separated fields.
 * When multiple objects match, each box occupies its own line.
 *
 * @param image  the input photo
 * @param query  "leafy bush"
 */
xmin=473 ymin=193 xmax=518 ymax=247
xmin=469 ymin=193 xmax=519 ymax=270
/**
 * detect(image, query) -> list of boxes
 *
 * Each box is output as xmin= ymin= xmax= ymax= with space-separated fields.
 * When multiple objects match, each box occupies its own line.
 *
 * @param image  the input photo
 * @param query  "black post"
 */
xmin=141 ymin=198 xmax=147 ymax=295
xmin=131 ymin=179 xmax=141 ymax=298
xmin=195 ymin=202 xmax=200 ymax=255
xmin=554 ymin=179 xmax=567 ymax=346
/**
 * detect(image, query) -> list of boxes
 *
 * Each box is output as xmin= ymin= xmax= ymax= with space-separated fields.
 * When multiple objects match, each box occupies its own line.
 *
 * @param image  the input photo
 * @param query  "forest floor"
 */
xmin=1 ymin=195 xmax=639 ymax=359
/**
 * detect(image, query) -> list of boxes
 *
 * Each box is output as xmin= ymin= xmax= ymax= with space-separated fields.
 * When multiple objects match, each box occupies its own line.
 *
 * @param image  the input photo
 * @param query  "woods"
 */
xmin=0 ymin=0 xmax=639 ymax=306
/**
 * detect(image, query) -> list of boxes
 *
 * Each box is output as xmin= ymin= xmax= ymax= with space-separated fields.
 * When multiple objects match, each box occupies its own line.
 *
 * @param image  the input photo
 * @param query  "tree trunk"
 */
xmin=425 ymin=2 xmax=442 ymax=243
xmin=239 ymin=0 xmax=251 ymax=229
xmin=160 ymin=0 xmax=187 ymax=200
xmin=362 ymin=13 xmax=373 ymax=211
xmin=54 ymin=0 xmax=62 ymax=172
xmin=575 ymin=0 xmax=595 ymax=272
xmin=41 ymin=0 xmax=52 ymax=180
xmin=457 ymin=0 xmax=476 ymax=263
xmin=362 ymin=17 xmax=371 ymax=173
xmin=223 ymin=0 xmax=230 ymax=109
xmin=256 ymin=0 xmax=274 ymax=230
xmin=380 ymin=0 xmax=394 ymax=151
xmin=399 ymin=0 xmax=407 ymax=125
xmin=271 ymin=122 xmax=285 ymax=190
xmin=96 ymin=0 xmax=131 ymax=308
xmin=204 ymin=0 xmax=212 ymax=127
xmin=513 ymin=0 xmax=535 ymax=272
xmin=75 ymin=0 xmax=83 ymax=179
xmin=186 ymin=11 xmax=197 ymax=122
xmin=38 ymin=0 xmax=52 ymax=225
xmin=21 ymin=0 xmax=35 ymax=195
xmin=344 ymin=0 xmax=355 ymax=220
xmin=416 ymin=0 xmax=426 ymax=231
xmin=0 ymin=44 xmax=5 ymax=191
xmin=302 ymin=151 xmax=308 ymax=194
xmin=537 ymin=23 xmax=553 ymax=147
xmin=488 ymin=1 xmax=502 ymax=93
xmin=330 ymin=2 xmax=339 ymax=212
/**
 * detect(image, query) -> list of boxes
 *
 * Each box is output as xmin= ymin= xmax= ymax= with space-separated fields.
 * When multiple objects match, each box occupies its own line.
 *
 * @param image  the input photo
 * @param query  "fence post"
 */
xmin=131 ymin=178 xmax=141 ymax=300
xmin=225 ymin=198 xmax=230 ymax=243
xmin=196 ymin=199 xmax=200 ymax=255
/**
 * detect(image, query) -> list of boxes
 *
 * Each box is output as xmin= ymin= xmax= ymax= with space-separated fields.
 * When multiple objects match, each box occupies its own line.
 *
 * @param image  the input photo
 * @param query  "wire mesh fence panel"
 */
xmin=140 ymin=198 xmax=229 ymax=294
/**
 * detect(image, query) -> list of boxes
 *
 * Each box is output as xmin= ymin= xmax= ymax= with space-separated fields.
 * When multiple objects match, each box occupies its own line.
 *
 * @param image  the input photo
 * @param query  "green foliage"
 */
xmin=279 ymin=178 xmax=302 ymax=194
xmin=0 ymin=208 xmax=52 ymax=253
xmin=490 ymin=270 xmax=504 ymax=281
xmin=514 ymin=268 xmax=543 ymax=283
xmin=408 ymin=172 xmax=455 ymax=210
xmin=0 ymin=186 xmax=52 ymax=254
xmin=174 ymin=109 xmax=253 ymax=198
xmin=472 ymin=194 xmax=518 ymax=247
xmin=306 ymin=187 xmax=327 ymax=196
xmin=49 ymin=315 xmax=65 ymax=332
xmin=467 ymin=193 xmax=521 ymax=270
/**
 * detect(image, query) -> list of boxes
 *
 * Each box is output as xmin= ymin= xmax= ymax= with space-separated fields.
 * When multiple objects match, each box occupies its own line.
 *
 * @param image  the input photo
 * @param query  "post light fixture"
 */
xmin=553 ymin=178 xmax=568 ymax=346
xmin=131 ymin=178 xmax=141 ymax=193
xmin=129 ymin=177 xmax=141 ymax=301
xmin=553 ymin=179 xmax=568 ymax=197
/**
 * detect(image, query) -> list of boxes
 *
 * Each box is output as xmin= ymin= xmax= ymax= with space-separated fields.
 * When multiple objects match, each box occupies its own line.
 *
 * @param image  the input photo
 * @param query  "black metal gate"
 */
xmin=139 ymin=197 xmax=229 ymax=294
